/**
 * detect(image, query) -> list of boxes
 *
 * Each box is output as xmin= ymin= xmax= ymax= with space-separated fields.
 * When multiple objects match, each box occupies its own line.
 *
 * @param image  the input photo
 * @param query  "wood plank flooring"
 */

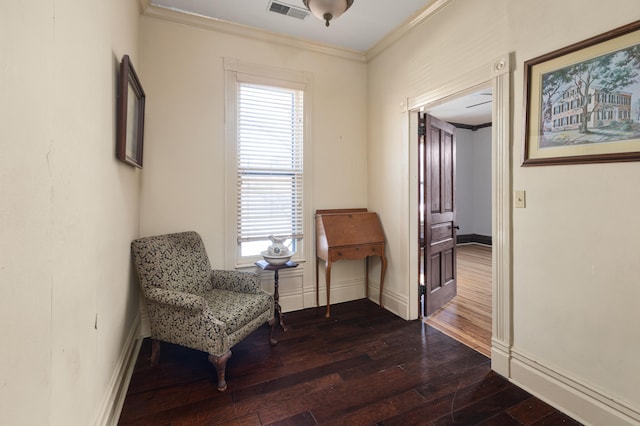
xmin=118 ymin=299 xmax=581 ymax=425
xmin=425 ymin=244 xmax=492 ymax=357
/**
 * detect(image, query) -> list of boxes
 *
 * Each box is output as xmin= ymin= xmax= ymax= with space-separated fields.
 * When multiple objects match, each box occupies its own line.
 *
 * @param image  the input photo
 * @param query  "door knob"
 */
xmin=453 ymin=225 xmax=460 ymax=230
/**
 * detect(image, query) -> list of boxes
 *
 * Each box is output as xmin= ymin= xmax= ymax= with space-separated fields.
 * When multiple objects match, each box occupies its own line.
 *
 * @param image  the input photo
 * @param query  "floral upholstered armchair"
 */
xmin=131 ymin=231 xmax=275 ymax=391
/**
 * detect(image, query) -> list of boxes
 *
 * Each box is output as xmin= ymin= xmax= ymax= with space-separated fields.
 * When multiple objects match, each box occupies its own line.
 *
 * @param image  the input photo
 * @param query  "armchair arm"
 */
xmin=144 ymin=287 xmax=206 ymax=312
xmin=211 ymin=270 xmax=261 ymax=294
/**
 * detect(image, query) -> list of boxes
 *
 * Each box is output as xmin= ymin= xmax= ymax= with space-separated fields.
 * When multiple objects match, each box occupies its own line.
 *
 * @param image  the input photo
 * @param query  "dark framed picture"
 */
xmin=523 ymin=20 xmax=640 ymax=166
xmin=116 ymin=54 xmax=145 ymax=168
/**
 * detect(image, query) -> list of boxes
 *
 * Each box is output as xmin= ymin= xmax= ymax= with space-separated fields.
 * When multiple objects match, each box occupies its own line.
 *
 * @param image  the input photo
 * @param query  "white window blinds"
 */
xmin=236 ymin=82 xmax=304 ymax=246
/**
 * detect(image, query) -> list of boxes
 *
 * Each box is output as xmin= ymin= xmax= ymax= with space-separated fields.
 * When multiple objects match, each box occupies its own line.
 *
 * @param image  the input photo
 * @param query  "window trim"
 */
xmin=224 ymin=58 xmax=314 ymax=269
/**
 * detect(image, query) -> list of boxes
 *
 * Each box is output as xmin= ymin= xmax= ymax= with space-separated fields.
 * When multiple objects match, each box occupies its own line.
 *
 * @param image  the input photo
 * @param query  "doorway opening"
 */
xmin=418 ymin=87 xmax=493 ymax=357
xmin=406 ymin=53 xmax=512 ymax=375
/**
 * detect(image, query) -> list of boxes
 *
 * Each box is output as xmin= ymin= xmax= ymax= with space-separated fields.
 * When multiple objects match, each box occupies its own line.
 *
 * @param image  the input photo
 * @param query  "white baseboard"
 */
xmin=298 ymin=277 xmax=366 ymax=311
xmin=490 ymin=338 xmax=511 ymax=377
xmin=280 ymin=292 xmax=305 ymax=313
xmin=93 ymin=315 xmax=143 ymax=426
xmin=371 ymin=284 xmax=407 ymax=319
xmin=510 ymin=348 xmax=640 ymax=426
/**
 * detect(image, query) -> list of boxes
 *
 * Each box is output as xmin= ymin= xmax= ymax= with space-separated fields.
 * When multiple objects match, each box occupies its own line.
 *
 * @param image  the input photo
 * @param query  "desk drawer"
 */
xmin=330 ymin=244 xmax=383 ymax=261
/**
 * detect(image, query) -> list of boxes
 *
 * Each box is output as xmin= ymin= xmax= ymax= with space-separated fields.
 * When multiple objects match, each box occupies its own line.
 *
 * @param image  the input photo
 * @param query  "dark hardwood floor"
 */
xmin=119 ymin=299 xmax=581 ymax=425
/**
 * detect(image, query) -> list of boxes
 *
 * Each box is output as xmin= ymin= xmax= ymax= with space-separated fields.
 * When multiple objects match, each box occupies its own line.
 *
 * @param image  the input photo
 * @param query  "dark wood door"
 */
xmin=419 ymin=112 xmax=457 ymax=316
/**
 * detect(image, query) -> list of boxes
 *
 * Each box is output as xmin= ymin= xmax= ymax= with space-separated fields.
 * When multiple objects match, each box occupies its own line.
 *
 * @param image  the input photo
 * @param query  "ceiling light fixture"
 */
xmin=302 ymin=0 xmax=354 ymax=27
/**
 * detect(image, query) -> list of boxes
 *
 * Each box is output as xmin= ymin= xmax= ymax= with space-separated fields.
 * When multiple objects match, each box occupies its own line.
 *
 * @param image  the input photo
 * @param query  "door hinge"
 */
xmin=418 ymin=122 xmax=426 ymax=137
xmin=419 ymin=284 xmax=426 ymax=295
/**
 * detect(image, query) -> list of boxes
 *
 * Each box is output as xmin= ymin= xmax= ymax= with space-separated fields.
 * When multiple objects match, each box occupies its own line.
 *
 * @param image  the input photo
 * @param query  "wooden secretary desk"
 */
xmin=315 ymin=208 xmax=387 ymax=318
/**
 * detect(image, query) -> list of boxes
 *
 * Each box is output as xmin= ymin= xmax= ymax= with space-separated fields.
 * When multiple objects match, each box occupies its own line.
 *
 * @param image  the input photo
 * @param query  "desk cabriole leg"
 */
xmin=325 ymin=260 xmax=332 ymax=318
xmin=365 ymin=256 xmax=369 ymax=300
xmin=316 ymin=256 xmax=320 ymax=307
xmin=379 ymin=254 xmax=387 ymax=308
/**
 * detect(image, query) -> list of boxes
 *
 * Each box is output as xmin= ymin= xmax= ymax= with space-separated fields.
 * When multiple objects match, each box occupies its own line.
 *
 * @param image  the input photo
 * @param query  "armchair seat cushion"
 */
xmin=204 ymin=288 xmax=273 ymax=335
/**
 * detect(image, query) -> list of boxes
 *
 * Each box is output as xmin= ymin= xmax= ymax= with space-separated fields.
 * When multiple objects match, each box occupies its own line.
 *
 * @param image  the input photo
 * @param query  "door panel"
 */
xmin=419 ymin=112 xmax=457 ymax=317
xmin=430 ymin=253 xmax=442 ymax=290
xmin=431 ymin=222 xmax=454 ymax=245
xmin=444 ymin=249 xmax=454 ymax=283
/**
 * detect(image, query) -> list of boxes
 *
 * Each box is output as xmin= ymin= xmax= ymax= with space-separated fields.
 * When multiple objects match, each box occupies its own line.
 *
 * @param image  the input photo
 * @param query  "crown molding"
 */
xmin=366 ymin=0 xmax=454 ymax=62
xmin=141 ymin=5 xmax=366 ymax=63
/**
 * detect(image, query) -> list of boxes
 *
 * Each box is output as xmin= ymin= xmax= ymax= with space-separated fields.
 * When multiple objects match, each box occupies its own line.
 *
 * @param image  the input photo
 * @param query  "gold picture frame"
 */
xmin=523 ymin=20 xmax=640 ymax=166
xmin=116 ymin=55 xmax=145 ymax=168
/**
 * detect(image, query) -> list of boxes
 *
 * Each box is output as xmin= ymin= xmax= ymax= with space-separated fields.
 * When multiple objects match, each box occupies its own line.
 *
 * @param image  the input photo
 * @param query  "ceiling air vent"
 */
xmin=268 ymin=1 xmax=310 ymax=20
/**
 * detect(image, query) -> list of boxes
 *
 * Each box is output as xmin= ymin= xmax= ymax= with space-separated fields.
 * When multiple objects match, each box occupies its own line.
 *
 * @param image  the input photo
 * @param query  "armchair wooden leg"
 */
xmin=150 ymin=339 xmax=160 ymax=366
xmin=269 ymin=318 xmax=277 ymax=346
xmin=208 ymin=350 xmax=232 ymax=392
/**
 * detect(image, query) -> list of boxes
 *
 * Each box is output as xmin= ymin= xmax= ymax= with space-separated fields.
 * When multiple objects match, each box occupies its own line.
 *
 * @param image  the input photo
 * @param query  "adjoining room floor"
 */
xmin=425 ymin=244 xmax=492 ymax=357
xmin=119 ymin=299 xmax=581 ymax=425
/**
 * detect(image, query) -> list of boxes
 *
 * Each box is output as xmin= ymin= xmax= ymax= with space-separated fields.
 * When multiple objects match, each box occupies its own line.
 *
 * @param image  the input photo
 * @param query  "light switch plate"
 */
xmin=515 ymin=190 xmax=526 ymax=208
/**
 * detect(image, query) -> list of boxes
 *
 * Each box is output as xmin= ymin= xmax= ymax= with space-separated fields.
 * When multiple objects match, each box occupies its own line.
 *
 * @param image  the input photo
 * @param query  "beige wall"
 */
xmin=139 ymin=12 xmax=369 ymax=311
xmin=368 ymin=0 xmax=640 ymax=424
xmin=510 ymin=0 xmax=640 ymax=418
xmin=0 ymin=0 xmax=141 ymax=424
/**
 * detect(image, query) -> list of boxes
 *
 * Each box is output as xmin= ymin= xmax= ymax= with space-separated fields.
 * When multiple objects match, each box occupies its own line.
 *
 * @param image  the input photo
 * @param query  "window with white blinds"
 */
xmin=236 ymin=82 xmax=304 ymax=257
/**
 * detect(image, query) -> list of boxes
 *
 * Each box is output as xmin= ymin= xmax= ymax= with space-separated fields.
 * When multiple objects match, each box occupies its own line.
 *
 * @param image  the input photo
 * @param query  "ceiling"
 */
xmin=147 ymin=0 xmax=492 ymax=126
xmin=426 ymin=88 xmax=493 ymax=127
xmin=150 ymin=0 xmax=431 ymax=52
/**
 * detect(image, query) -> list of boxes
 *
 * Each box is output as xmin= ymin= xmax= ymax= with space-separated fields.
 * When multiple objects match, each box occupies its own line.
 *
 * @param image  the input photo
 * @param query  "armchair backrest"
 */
xmin=131 ymin=231 xmax=212 ymax=295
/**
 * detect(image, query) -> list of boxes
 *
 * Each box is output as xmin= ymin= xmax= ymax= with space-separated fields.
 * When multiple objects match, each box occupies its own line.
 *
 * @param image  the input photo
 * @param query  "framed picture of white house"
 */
xmin=523 ymin=20 xmax=640 ymax=166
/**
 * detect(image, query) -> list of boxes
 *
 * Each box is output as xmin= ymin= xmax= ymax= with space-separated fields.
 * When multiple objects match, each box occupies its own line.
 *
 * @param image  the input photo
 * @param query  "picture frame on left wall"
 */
xmin=116 ymin=54 xmax=145 ymax=168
